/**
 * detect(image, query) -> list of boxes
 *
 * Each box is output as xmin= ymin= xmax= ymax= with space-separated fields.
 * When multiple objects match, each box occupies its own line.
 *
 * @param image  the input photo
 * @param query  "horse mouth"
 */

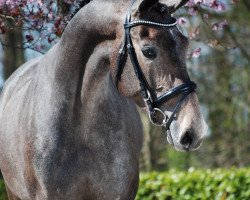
xmin=174 ymin=140 xmax=203 ymax=152
xmin=166 ymin=133 xmax=174 ymax=145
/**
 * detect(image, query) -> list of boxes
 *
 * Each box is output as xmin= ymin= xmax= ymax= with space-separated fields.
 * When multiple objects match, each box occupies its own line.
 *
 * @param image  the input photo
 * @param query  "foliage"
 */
xmin=1 ymin=168 xmax=250 ymax=199
xmin=136 ymin=168 xmax=250 ymax=200
xmin=0 ymin=180 xmax=7 ymax=200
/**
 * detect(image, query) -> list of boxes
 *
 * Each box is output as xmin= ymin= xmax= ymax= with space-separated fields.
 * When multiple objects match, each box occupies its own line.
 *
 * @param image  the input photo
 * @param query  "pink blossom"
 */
xmin=209 ymin=0 xmax=226 ymax=12
xmin=189 ymin=32 xmax=196 ymax=39
xmin=48 ymin=13 xmax=54 ymax=20
xmin=188 ymin=7 xmax=197 ymax=16
xmin=194 ymin=0 xmax=203 ymax=4
xmin=212 ymin=20 xmax=228 ymax=31
xmin=187 ymin=0 xmax=208 ymax=7
xmin=187 ymin=0 xmax=195 ymax=7
xmin=5 ymin=0 xmax=17 ymax=9
xmin=37 ymin=0 xmax=43 ymax=7
xmin=34 ymin=44 xmax=43 ymax=52
xmin=0 ymin=0 xmax=5 ymax=7
xmin=187 ymin=0 xmax=227 ymax=12
xmin=189 ymin=26 xmax=200 ymax=39
xmin=64 ymin=0 xmax=74 ymax=4
xmin=0 ymin=19 xmax=6 ymax=34
xmin=25 ymin=34 xmax=34 ymax=42
xmin=177 ymin=17 xmax=187 ymax=25
xmin=191 ymin=48 xmax=202 ymax=58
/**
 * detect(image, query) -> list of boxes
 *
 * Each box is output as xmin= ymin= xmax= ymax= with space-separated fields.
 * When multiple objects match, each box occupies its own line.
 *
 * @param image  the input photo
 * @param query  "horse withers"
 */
xmin=0 ymin=0 xmax=207 ymax=199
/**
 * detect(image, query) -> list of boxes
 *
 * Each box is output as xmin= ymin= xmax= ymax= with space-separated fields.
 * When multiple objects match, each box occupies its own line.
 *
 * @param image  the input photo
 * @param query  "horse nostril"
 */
xmin=180 ymin=131 xmax=193 ymax=149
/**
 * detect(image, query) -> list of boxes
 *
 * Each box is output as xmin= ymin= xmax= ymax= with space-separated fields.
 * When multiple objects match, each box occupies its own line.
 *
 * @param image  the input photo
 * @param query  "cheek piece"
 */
xmin=115 ymin=0 xmax=197 ymax=144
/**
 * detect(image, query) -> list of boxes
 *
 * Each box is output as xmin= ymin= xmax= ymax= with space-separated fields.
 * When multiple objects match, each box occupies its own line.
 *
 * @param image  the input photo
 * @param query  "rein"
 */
xmin=116 ymin=0 xmax=197 ymax=141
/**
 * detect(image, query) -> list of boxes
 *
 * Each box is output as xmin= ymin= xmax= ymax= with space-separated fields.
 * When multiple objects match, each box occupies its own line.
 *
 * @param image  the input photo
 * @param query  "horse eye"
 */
xmin=141 ymin=47 xmax=158 ymax=59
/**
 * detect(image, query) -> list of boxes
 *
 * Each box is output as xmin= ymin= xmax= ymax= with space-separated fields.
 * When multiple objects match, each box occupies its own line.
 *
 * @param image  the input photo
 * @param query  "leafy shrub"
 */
xmin=1 ymin=168 xmax=250 ymax=200
xmin=0 ymin=180 xmax=7 ymax=200
xmin=136 ymin=168 xmax=250 ymax=200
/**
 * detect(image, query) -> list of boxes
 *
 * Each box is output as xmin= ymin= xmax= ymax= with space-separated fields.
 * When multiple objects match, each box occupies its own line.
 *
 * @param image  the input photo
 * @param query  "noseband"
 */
xmin=116 ymin=0 xmax=197 ymax=138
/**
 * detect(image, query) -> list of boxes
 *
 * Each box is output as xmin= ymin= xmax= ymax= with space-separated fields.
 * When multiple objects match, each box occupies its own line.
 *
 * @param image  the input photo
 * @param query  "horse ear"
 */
xmin=160 ymin=0 xmax=188 ymax=13
xmin=137 ymin=0 xmax=188 ymax=15
xmin=138 ymin=0 xmax=159 ymax=14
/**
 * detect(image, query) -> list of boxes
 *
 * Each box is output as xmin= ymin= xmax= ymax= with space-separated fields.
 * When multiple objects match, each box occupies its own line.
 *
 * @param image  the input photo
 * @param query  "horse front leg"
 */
xmin=5 ymin=185 xmax=21 ymax=200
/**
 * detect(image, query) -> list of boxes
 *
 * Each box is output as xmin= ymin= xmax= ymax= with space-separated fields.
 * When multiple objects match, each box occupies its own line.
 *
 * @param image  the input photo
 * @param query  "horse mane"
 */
xmin=77 ymin=0 xmax=92 ymax=9
xmin=71 ymin=0 xmax=93 ymax=18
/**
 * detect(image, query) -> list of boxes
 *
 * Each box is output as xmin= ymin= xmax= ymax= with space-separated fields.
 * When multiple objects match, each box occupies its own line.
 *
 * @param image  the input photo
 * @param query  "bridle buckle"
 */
xmin=148 ymin=108 xmax=168 ymax=127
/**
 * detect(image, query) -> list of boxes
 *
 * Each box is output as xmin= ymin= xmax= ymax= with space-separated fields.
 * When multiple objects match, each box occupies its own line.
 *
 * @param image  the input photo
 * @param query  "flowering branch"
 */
xmin=0 ymin=0 xmax=237 ymax=55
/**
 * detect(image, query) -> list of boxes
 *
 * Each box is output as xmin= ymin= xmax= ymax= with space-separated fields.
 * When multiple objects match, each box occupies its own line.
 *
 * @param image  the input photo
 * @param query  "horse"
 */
xmin=0 ymin=0 xmax=207 ymax=199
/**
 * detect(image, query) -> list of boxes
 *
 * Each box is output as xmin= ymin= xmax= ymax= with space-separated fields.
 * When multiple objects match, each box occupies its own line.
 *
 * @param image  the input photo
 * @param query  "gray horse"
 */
xmin=0 ymin=0 xmax=207 ymax=199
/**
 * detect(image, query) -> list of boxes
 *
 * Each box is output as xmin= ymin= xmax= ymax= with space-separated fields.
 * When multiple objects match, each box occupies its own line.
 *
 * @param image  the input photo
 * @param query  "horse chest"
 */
xmin=31 ymin=126 xmax=140 ymax=200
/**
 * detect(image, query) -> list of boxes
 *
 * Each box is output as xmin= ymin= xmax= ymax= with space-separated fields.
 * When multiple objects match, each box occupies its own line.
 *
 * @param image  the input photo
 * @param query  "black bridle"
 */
xmin=116 ymin=0 xmax=197 ymax=139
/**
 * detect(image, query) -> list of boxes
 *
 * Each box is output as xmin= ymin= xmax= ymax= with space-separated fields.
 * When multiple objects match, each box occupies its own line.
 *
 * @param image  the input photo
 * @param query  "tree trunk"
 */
xmin=2 ymin=21 xmax=25 ymax=80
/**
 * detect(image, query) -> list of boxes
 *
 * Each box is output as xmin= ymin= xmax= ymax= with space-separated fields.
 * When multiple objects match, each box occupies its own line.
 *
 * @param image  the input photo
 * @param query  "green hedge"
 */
xmin=0 ymin=180 xmax=7 ymax=200
xmin=1 ymin=168 xmax=250 ymax=200
xmin=136 ymin=168 xmax=250 ymax=200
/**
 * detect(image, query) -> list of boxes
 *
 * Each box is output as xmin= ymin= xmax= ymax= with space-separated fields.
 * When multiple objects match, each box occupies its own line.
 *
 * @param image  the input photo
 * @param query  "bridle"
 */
xmin=115 ymin=0 xmax=197 ymax=141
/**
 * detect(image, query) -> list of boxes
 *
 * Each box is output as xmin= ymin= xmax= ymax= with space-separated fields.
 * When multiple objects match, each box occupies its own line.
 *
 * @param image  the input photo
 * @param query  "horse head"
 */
xmin=110 ymin=0 xmax=207 ymax=152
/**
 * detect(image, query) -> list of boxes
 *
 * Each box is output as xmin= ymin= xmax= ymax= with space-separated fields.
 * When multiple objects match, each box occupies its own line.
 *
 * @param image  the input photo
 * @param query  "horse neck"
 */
xmin=43 ymin=1 xmax=127 ymax=111
xmin=53 ymin=1 xmax=118 ymax=79
xmin=80 ymin=41 xmax=123 ymax=108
